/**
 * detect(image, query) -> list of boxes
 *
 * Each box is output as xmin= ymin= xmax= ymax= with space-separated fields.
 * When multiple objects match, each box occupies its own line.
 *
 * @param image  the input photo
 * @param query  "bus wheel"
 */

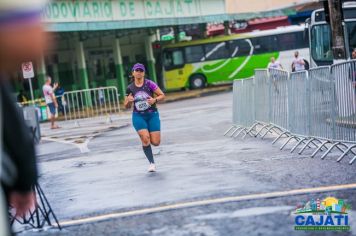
xmin=190 ymin=74 xmax=206 ymax=89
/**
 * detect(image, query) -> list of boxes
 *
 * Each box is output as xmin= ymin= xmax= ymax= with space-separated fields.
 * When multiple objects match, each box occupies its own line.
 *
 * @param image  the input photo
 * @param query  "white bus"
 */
xmin=308 ymin=2 xmax=356 ymax=67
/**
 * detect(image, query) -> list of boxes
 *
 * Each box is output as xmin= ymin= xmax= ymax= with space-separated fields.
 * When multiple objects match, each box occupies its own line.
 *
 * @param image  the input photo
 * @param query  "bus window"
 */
xmin=203 ymin=42 xmax=229 ymax=61
xmin=252 ymin=36 xmax=277 ymax=54
xmin=185 ymin=45 xmax=205 ymax=63
xmin=277 ymin=33 xmax=296 ymax=51
xmin=277 ymin=32 xmax=308 ymax=50
xmin=346 ymin=22 xmax=356 ymax=56
xmin=163 ymin=49 xmax=184 ymax=70
xmin=311 ymin=24 xmax=333 ymax=62
xmin=229 ymin=39 xmax=252 ymax=57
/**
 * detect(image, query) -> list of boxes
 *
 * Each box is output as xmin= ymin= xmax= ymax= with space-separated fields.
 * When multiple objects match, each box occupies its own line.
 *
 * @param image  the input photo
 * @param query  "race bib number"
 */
xmin=135 ymin=100 xmax=151 ymax=111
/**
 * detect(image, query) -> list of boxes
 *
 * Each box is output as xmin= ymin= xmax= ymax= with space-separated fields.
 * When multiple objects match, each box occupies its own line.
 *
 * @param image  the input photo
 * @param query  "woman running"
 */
xmin=124 ymin=63 xmax=165 ymax=172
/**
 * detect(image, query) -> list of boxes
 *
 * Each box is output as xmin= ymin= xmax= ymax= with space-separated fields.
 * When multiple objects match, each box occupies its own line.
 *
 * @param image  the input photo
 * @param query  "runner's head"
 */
xmin=270 ymin=57 xmax=275 ymax=63
xmin=0 ymin=0 xmax=50 ymax=73
xmin=294 ymin=51 xmax=299 ymax=58
xmin=132 ymin=63 xmax=146 ymax=80
xmin=352 ymin=48 xmax=356 ymax=59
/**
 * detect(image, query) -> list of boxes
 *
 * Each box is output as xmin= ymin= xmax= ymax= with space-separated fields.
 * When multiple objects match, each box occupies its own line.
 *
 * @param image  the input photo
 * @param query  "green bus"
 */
xmin=162 ymin=25 xmax=309 ymax=90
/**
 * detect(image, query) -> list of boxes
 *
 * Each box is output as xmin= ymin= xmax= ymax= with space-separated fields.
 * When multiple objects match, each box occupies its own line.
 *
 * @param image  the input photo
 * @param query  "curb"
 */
xmin=164 ymin=86 xmax=232 ymax=103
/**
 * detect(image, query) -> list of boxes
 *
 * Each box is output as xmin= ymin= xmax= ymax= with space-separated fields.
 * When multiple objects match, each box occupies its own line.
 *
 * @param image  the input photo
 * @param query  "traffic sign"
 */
xmin=22 ymin=62 xmax=35 ymax=104
xmin=22 ymin=62 xmax=34 ymax=79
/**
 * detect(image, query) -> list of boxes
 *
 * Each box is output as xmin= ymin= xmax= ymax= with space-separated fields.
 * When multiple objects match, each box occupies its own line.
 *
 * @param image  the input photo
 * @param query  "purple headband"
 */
xmin=132 ymin=63 xmax=146 ymax=72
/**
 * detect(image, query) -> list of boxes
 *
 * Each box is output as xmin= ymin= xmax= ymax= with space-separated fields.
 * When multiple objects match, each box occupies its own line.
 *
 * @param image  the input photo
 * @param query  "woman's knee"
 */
xmin=151 ymin=140 xmax=160 ymax=146
xmin=140 ymin=134 xmax=151 ymax=146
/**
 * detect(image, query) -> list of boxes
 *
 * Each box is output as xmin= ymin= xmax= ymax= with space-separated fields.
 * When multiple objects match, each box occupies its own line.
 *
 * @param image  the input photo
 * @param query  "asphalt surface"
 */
xmin=18 ymin=91 xmax=356 ymax=235
xmin=22 ymin=190 xmax=356 ymax=236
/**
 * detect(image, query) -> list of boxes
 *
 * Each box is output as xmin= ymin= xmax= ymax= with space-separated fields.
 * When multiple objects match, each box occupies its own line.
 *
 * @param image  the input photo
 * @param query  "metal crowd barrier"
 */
xmin=251 ymin=69 xmax=272 ymax=138
xmin=225 ymin=60 xmax=356 ymax=165
xmin=63 ymin=86 xmax=120 ymax=125
xmin=269 ymin=68 xmax=289 ymax=131
xmin=224 ymin=78 xmax=255 ymax=138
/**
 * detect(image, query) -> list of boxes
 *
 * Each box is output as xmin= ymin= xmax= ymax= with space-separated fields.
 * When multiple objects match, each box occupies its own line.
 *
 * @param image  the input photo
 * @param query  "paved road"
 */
xmin=19 ymin=91 xmax=356 ymax=235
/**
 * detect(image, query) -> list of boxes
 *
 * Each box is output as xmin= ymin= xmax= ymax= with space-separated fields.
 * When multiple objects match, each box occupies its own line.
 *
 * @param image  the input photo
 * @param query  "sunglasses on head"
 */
xmin=134 ymin=69 xmax=144 ymax=72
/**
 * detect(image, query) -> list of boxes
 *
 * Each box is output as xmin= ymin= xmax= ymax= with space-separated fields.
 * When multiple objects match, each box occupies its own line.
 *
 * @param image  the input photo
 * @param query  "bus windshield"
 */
xmin=311 ymin=21 xmax=356 ymax=63
xmin=311 ymin=24 xmax=333 ymax=63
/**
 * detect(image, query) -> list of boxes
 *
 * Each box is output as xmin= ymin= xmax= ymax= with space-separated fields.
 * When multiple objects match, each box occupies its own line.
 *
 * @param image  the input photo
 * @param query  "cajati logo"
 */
xmin=294 ymin=197 xmax=351 ymax=231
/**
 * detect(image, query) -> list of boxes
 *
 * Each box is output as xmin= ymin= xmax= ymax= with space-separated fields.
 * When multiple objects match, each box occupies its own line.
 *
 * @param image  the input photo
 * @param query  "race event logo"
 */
xmin=294 ymin=197 xmax=351 ymax=231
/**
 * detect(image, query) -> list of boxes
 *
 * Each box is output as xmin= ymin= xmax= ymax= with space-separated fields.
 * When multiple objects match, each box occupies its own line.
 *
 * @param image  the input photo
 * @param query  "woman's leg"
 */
xmin=137 ymin=129 xmax=155 ymax=164
xmin=132 ymin=113 xmax=154 ymax=164
xmin=148 ymin=112 xmax=161 ymax=146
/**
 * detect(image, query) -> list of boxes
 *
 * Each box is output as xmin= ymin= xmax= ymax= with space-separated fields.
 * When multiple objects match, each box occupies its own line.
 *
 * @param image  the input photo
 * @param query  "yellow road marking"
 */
xmin=60 ymin=183 xmax=356 ymax=227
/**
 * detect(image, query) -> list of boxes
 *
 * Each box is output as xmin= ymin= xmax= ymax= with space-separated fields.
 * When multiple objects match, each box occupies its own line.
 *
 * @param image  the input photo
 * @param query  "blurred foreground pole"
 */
xmin=327 ymin=0 xmax=347 ymax=62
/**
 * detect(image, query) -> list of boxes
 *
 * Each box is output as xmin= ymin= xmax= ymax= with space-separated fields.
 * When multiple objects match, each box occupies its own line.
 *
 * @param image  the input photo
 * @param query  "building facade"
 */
xmin=18 ymin=0 xmax=315 ymax=100
xmin=21 ymin=0 xmax=228 ymax=99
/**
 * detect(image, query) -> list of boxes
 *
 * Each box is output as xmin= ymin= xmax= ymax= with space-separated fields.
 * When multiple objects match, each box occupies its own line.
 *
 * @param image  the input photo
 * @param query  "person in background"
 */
xmin=54 ymin=83 xmax=65 ymax=116
xmin=268 ymin=57 xmax=283 ymax=70
xmin=0 ymin=0 xmax=49 ymax=234
xmin=292 ymin=51 xmax=305 ymax=72
xmin=43 ymin=76 xmax=59 ymax=129
xmin=268 ymin=57 xmax=282 ymax=94
xmin=351 ymin=48 xmax=356 ymax=91
xmin=98 ymin=87 xmax=105 ymax=106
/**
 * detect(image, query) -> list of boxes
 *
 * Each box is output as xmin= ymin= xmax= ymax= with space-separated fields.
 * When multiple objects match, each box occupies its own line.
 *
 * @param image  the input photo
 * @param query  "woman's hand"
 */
xmin=127 ymin=93 xmax=134 ymax=103
xmin=124 ymin=93 xmax=134 ymax=109
xmin=147 ymin=96 xmax=156 ymax=105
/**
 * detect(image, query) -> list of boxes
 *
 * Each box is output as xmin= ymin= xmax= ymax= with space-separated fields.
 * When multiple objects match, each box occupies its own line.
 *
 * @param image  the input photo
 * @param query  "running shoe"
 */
xmin=148 ymin=163 xmax=156 ymax=172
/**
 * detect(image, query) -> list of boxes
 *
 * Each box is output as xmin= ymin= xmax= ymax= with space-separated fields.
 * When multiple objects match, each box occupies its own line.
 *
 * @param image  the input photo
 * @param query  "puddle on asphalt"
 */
xmin=73 ymin=161 xmax=104 ymax=168
xmin=194 ymin=206 xmax=294 ymax=220
xmin=74 ymin=139 xmax=85 ymax=143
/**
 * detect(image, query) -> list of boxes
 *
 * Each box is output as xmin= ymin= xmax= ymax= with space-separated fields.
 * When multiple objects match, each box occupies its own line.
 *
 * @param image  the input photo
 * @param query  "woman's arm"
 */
xmin=147 ymin=87 xmax=165 ymax=106
xmin=124 ymin=93 xmax=134 ymax=109
xmin=154 ymin=87 xmax=165 ymax=103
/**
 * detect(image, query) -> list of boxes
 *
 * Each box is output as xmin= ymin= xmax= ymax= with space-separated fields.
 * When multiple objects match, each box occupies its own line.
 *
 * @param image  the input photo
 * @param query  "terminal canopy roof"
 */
xmin=43 ymin=0 xmax=315 ymax=32
xmin=43 ymin=0 xmax=228 ymax=32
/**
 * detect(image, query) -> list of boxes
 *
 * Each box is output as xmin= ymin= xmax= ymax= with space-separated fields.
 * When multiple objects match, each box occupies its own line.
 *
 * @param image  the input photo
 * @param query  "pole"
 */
xmin=29 ymin=77 xmax=35 ymax=105
xmin=328 ymin=0 xmax=347 ymax=62
xmin=327 ymin=0 xmax=354 ymax=118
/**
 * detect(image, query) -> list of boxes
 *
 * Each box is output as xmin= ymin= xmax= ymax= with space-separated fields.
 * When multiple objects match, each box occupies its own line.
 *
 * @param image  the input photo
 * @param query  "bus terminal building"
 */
xmin=18 ymin=0 xmax=312 ymax=99
xmin=19 ymin=0 xmax=226 ymax=99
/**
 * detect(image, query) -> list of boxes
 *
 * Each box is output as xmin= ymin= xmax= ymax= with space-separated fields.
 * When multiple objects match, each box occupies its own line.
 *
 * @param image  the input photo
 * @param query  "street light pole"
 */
xmin=327 ymin=0 xmax=347 ymax=62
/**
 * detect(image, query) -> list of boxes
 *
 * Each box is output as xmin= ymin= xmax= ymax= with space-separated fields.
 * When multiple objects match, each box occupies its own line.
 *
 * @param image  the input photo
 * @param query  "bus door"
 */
xmin=162 ymin=48 xmax=185 ymax=89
